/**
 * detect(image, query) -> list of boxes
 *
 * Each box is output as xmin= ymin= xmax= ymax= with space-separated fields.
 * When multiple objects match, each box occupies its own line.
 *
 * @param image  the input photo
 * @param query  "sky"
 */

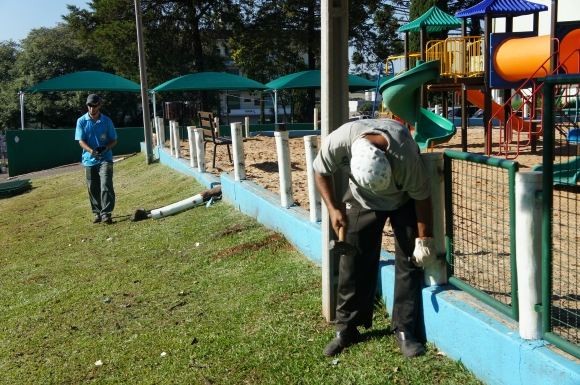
xmin=0 ymin=0 xmax=91 ymax=43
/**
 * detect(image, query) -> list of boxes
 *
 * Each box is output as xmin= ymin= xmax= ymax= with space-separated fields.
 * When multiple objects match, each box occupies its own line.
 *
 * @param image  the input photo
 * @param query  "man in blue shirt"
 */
xmin=75 ymin=94 xmax=118 ymax=224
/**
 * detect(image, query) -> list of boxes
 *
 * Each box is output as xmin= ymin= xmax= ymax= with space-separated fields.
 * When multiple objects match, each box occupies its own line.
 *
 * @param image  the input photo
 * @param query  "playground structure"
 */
xmin=379 ymin=1 xmax=580 ymax=168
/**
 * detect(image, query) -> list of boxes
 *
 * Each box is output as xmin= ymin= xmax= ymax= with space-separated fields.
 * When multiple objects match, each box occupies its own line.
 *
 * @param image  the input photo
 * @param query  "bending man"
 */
xmin=313 ymin=119 xmax=436 ymax=358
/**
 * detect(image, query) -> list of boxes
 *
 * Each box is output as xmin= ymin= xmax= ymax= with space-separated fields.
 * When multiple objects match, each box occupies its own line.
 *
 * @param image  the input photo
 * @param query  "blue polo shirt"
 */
xmin=75 ymin=112 xmax=117 ymax=166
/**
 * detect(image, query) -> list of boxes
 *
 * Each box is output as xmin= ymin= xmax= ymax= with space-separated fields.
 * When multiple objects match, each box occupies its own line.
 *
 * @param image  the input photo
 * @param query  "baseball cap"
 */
xmin=86 ymin=94 xmax=102 ymax=105
xmin=350 ymin=137 xmax=392 ymax=191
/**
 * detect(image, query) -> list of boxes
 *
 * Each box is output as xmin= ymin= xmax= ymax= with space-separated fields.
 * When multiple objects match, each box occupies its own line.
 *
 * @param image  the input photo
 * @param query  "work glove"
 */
xmin=412 ymin=237 xmax=436 ymax=267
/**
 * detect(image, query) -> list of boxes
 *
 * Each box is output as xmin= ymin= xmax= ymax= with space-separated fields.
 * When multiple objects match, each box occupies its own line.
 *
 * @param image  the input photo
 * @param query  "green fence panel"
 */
xmin=539 ymin=74 xmax=580 ymax=360
xmin=444 ymin=149 xmax=519 ymax=320
xmin=6 ymin=127 xmax=144 ymax=177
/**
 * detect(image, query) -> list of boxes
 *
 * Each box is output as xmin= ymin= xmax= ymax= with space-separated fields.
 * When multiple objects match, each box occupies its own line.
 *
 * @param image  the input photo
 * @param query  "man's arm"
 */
xmin=78 ymin=139 xmax=94 ymax=154
xmin=104 ymin=139 xmax=117 ymax=150
xmin=314 ymin=172 xmax=347 ymax=236
xmin=414 ymin=195 xmax=434 ymax=238
xmin=78 ymin=139 xmax=117 ymax=155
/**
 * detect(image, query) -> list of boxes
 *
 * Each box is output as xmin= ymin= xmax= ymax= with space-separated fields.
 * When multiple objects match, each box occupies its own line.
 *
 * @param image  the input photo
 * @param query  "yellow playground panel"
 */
xmin=387 ymin=36 xmax=485 ymax=78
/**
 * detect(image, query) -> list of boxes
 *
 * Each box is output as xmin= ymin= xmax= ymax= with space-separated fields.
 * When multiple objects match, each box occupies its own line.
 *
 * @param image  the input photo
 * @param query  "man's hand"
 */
xmin=412 ymin=237 xmax=436 ymax=267
xmin=94 ymin=145 xmax=106 ymax=154
xmin=328 ymin=205 xmax=347 ymax=238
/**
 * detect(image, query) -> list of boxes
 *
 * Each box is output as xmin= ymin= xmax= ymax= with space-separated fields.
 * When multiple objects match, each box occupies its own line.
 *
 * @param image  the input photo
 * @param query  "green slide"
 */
xmin=379 ymin=60 xmax=456 ymax=151
xmin=533 ymin=157 xmax=580 ymax=185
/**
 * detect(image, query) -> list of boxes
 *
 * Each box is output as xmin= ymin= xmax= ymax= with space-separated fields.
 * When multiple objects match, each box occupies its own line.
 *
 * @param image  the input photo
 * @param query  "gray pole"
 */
xmin=134 ymin=0 xmax=154 ymax=164
xmin=19 ymin=91 xmax=25 ymax=130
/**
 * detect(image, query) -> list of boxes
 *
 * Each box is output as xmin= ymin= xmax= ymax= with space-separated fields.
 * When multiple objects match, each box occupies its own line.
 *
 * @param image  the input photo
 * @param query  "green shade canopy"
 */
xmin=399 ymin=6 xmax=462 ymax=33
xmin=152 ymin=72 xmax=267 ymax=92
xmin=264 ymin=70 xmax=376 ymax=92
xmin=26 ymin=71 xmax=142 ymax=93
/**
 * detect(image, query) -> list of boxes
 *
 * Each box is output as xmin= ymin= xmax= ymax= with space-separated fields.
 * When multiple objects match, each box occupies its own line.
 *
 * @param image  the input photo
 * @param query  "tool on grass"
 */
xmin=130 ymin=184 xmax=222 ymax=222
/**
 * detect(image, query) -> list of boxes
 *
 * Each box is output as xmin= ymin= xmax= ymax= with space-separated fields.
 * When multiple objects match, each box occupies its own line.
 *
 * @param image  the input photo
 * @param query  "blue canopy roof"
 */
xmin=456 ymin=0 xmax=548 ymax=18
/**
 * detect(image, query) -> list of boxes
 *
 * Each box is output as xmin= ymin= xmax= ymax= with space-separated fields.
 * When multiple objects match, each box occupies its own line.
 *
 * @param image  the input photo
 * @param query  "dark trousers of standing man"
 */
xmin=85 ymin=161 xmax=115 ymax=218
xmin=335 ymin=189 xmax=424 ymax=339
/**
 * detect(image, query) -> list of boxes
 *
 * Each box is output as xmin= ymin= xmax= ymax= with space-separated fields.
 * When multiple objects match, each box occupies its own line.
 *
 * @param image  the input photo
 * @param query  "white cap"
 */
xmin=350 ymin=137 xmax=391 ymax=191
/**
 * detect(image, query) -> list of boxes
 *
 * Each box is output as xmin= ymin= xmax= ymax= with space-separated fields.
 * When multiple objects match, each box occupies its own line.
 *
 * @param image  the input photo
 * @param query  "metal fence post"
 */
xmin=515 ymin=171 xmax=543 ymax=339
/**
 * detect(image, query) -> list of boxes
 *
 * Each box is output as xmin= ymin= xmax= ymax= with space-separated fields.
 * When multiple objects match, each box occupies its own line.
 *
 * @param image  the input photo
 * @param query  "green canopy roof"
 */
xmin=26 ymin=71 xmax=142 ymax=93
xmin=399 ymin=6 xmax=462 ymax=33
xmin=152 ymin=72 xmax=267 ymax=92
xmin=264 ymin=70 xmax=376 ymax=92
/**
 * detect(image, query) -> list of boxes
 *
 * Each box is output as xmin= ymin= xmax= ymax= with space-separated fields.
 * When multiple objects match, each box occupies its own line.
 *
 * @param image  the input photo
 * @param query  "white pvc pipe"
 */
xmin=194 ymin=128 xmax=205 ymax=172
xmin=245 ymin=116 xmax=250 ymax=138
xmin=231 ymin=122 xmax=246 ymax=181
xmin=420 ymin=152 xmax=447 ymax=286
xmin=169 ymin=120 xmax=175 ymax=155
xmin=304 ymin=135 xmax=321 ymax=222
xmin=173 ymin=121 xmax=181 ymax=159
xmin=151 ymin=194 xmax=203 ymax=219
xmin=515 ymin=171 xmax=543 ymax=340
xmin=187 ymin=126 xmax=198 ymax=168
xmin=275 ymin=130 xmax=293 ymax=208
xmin=434 ymin=105 xmax=440 ymax=115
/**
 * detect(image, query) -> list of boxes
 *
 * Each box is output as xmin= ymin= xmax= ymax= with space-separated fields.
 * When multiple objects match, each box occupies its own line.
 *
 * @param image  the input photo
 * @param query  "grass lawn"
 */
xmin=0 ymin=153 xmax=484 ymax=384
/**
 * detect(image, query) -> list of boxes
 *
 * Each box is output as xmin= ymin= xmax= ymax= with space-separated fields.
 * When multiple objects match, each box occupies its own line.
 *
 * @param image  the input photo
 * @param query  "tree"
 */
xmin=64 ymin=0 xmax=237 ymax=112
xmin=0 ymin=41 xmax=22 ymax=131
xmin=0 ymin=25 xmax=143 ymax=129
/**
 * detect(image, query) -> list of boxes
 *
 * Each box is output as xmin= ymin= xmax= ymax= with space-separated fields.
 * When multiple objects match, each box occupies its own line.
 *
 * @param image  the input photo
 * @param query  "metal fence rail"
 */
xmin=444 ymin=150 xmax=519 ymax=320
xmin=540 ymin=74 xmax=580 ymax=359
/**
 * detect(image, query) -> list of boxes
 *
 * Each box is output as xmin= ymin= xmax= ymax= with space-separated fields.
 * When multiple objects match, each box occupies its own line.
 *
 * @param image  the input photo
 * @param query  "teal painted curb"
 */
xmin=144 ymin=144 xmax=580 ymax=385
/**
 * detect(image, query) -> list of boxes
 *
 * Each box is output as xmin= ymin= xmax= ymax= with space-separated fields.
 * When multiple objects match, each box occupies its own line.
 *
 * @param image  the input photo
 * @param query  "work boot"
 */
xmin=92 ymin=215 xmax=102 ymax=224
xmin=101 ymin=216 xmax=113 ymax=224
xmin=322 ymin=329 xmax=361 ymax=357
xmin=395 ymin=332 xmax=425 ymax=358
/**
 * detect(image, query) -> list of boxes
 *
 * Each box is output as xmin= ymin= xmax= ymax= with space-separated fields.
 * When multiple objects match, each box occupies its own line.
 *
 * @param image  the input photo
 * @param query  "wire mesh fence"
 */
xmin=540 ymin=79 xmax=580 ymax=355
xmin=544 ymin=82 xmax=580 ymax=345
xmin=444 ymin=150 xmax=519 ymax=320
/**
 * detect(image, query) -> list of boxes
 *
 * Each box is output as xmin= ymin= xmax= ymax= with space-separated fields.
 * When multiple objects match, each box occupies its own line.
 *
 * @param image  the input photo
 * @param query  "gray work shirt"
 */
xmin=313 ymin=119 xmax=431 ymax=210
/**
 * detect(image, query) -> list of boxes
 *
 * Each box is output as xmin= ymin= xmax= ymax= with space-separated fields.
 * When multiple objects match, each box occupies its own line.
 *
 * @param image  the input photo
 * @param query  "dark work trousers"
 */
xmin=336 ymin=189 xmax=424 ymax=339
xmin=85 ymin=161 xmax=115 ymax=217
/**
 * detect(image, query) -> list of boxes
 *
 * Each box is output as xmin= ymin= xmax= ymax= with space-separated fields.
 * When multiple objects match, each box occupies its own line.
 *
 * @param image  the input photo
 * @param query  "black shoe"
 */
xmin=322 ymin=329 xmax=361 ymax=357
xmin=101 ymin=216 xmax=113 ymax=224
xmin=92 ymin=215 xmax=102 ymax=224
xmin=395 ymin=332 xmax=425 ymax=358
